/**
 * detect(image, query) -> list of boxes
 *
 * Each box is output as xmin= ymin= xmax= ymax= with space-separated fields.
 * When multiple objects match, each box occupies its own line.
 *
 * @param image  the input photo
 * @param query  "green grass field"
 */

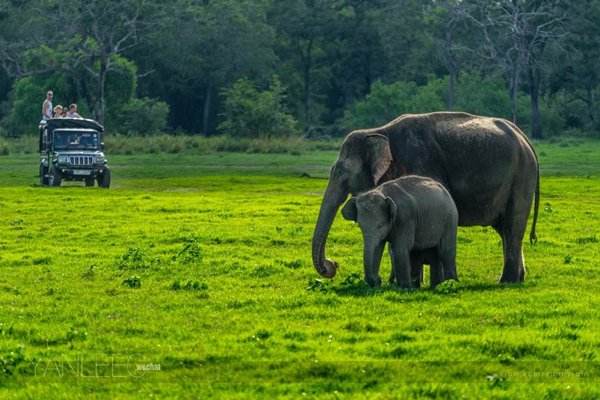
xmin=0 ymin=140 xmax=599 ymax=399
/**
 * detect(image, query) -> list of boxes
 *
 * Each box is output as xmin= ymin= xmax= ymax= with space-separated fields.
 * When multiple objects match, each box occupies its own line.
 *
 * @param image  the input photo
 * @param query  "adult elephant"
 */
xmin=312 ymin=112 xmax=539 ymax=283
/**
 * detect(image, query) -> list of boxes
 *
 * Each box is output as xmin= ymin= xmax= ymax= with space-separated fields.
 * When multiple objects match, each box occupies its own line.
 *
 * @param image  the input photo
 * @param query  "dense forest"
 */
xmin=1 ymin=0 xmax=599 ymax=138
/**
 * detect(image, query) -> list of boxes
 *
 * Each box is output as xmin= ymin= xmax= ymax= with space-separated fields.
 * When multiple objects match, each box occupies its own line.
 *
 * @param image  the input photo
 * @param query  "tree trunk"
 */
xmin=302 ymin=39 xmax=313 ymax=128
xmin=364 ymin=48 xmax=372 ymax=95
xmin=202 ymin=83 xmax=212 ymax=136
xmin=444 ymin=26 xmax=457 ymax=110
xmin=447 ymin=69 xmax=456 ymax=110
xmin=510 ymin=67 xmax=519 ymax=124
xmin=528 ymin=65 xmax=542 ymax=139
xmin=586 ymin=85 xmax=596 ymax=125
xmin=96 ymin=59 xmax=107 ymax=124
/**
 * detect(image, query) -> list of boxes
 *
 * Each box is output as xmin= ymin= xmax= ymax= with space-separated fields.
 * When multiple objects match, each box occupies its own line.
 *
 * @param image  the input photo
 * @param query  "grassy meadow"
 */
xmin=0 ymin=139 xmax=599 ymax=398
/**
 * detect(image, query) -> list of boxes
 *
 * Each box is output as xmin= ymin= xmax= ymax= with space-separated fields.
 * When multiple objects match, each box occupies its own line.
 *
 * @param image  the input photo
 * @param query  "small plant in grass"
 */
xmin=433 ymin=280 xmax=459 ymax=294
xmin=117 ymin=248 xmax=153 ymax=270
xmin=66 ymin=327 xmax=88 ymax=342
xmin=246 ymin=329 xmax=271 ymax=342
xmin=32 ymin=256 xmax=51 ymax=265
xmin=173 ymin=237 xmax=203 ymax=265
xmin=170 ymin=280 xmax=208 ymax=291
xmin=306 ymin=278 xmax=331 ymax=293
xmin=576 ymin=236 xmax=598 ymax=244
xmin=0 ymin=346 xmax=26 ymax=376
xmin=81 ymin=265 xmax=96 ymax=280
xmin=281 ymin=259 xmax=302 ymax=269
xmin=122 ymin=276 xmax=141 ymax=289
xmin=340 ymin=272 xmax=362 ymax=288
xmin=486 ymin=374 xmax=507 ymax=389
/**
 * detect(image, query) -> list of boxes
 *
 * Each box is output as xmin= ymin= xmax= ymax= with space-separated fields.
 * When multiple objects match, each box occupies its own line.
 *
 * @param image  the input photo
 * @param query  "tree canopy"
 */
xmin=1 ymin=0 xmax=598 ymax=138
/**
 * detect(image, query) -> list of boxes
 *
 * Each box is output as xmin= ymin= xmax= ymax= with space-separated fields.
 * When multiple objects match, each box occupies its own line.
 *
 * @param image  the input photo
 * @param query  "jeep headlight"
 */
xmin=95 ymin=155 xmax=105 ymax=164
xmin=58 ymin=155 xmax=68 ymax=164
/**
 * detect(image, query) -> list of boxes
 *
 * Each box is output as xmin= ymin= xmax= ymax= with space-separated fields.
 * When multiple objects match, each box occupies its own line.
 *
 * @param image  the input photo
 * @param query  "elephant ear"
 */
xmin=341 ymin=197 xmax=358 ymax=222
xmin=365 ymin=134 xmax=393 ymax=185
xmin=385 ymin=196 xmax=397 ymax=223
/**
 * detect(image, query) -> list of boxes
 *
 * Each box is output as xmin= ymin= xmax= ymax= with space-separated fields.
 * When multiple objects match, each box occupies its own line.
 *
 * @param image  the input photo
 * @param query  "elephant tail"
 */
xmin=529 ymin=160 xmax=540 ymax=245
xmin=499 ymin=118 xmax=540 ymax=244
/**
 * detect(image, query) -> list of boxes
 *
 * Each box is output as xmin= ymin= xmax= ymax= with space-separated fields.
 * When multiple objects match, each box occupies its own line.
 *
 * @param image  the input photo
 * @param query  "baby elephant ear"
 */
xmin=341 ymin=197 xmax=358 ymax=222
xmin=365 ymin=134 xmax=393 ymax=185
xmin=385 ymin=196 xmax=397 ymax=222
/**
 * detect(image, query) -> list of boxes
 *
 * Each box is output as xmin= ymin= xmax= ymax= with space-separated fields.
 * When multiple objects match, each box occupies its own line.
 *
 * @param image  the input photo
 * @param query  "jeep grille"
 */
xmin=69 ymin=156 xmax=94 ymax=166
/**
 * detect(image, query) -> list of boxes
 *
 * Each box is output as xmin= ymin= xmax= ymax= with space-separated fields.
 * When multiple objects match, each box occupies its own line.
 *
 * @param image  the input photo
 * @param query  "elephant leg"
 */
xmin=409 ymin=252 xmax=423 ymax=288
xmin=429 ymin=250 xmax=444 ymax=288
xmin=439 ymin=231 xmax=458 ymax=282
xmin=390 ymin=241 xmax=413 ymax=289
xmin=498 ymin=195 xmax=531 ymax=283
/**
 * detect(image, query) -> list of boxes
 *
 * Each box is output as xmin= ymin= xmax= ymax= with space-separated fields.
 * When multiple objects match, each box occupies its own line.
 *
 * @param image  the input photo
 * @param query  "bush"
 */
xmin=0 ymin=137 xmax=9 ymax=155
xmin=112 ymin=97 xmax=170 ymax=134
xmin=0 ymin=133 xmax=341 ymax=155
xmin=341 ymin=72 xmax=566 ymax=138
xmin=454 ymin=72 xmax=569 ymax=137
xmin=453 ymin=72 xmax=517 ymax=119
xmin=218 ymin=77 xmax=299 ymax=137
xmin=1 ymin=75 xmax=68 ymax=136
xmin=341 ymin=77 xmax=446 ymax=130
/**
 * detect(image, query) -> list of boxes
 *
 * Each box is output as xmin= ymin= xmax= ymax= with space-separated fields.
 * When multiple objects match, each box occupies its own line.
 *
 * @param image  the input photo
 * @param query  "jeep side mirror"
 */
xmin=100 ymin=142 xmax=105 ymax=150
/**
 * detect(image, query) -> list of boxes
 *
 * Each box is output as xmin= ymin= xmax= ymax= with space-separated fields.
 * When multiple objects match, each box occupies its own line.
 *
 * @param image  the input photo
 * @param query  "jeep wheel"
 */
xmin=49 ymin=169 xmax=62 ymax=187
xmin=98 ymin=168 xmax=111 ymax=188
xmin=39 ymin=164 xmax=49 ymax=186
xmin=85 ymin=177 xmax=95 ymax=187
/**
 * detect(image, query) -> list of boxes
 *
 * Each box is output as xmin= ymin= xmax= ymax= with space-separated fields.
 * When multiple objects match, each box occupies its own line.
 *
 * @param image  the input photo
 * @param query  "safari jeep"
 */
xmin=39 ymin=118 xmax=111 ymax=188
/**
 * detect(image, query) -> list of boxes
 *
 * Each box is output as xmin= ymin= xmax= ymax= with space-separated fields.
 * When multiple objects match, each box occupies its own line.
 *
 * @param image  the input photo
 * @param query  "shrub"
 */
xmin=172 ymin=237 xmax=203 ymax=265
xmin=0 ymin=346 xmax=26 ymax=376
xmin=1 ymin=133 xmax=340 ymax=155
xmin=113 ymin=97 xmax=170 ymax=134
xmin=116 ymin=248 xmax=154 ymax=270
xmin=1 ymin=75 xmax=68 ymax=136
xmin=218 ymin=77 xmax=299 ymax=137
xmin=122 ymin=276 xmax=141 ymax=289
xmin=170 ymin=280 xmax=208 ymax=291
xmin=341 ymin=77 xmax=446 ymax=130
xmin=453 ymin=72 xmax=518 ymax=119
xmin=0 ymin=137 xmax=9 ymax=155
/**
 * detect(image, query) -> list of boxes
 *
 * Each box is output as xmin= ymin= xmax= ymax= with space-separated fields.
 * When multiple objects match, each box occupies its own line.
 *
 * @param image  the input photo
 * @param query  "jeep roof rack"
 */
xmin=44 ymin=118 xmax=104 ymax=133
xmin=39 ymin=118 xmax=104 ymax=152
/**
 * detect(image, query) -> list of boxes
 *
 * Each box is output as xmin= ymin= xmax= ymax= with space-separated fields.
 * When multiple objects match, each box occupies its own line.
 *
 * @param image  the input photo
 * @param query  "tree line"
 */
xmin=1 ymin=0 xmax=599 ymax=138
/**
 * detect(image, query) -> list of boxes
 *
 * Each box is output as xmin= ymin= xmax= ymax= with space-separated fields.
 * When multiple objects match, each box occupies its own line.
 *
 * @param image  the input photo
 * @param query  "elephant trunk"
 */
xmin=312 ymin=181 xmax=348 ymax=278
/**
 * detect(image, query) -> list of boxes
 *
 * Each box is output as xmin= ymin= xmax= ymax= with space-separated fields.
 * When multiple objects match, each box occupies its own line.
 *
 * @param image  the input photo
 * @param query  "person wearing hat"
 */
xmin=53 ymin=105 xmax=64 ymax=118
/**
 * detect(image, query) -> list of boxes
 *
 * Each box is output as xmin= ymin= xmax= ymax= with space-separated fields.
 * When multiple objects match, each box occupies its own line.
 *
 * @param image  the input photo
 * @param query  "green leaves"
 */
xmin=218 ymin=77 xmax=299 ymax=137
xmin=342 ymin=78 xmax=446 ymax=130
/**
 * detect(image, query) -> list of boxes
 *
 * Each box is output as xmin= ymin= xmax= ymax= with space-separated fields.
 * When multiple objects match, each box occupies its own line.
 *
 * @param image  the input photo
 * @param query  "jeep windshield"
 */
xmin=53 ymin=130 xmax=100 ymax=151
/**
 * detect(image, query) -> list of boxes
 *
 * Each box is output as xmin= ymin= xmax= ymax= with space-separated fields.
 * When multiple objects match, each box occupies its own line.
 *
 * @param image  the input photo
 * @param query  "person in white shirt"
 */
xmin=42 ymin=91 xmax=53 ymax=121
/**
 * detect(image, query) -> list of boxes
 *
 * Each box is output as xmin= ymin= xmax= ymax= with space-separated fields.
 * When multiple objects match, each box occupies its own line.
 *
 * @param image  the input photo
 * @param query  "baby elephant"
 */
xmin=341 ymin=175 xmax=458 ymax=288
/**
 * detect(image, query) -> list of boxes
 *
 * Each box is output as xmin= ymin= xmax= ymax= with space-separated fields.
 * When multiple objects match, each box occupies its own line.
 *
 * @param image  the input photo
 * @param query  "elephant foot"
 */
xmin=365 ymin=276 xmax=382 ymax=288
xmin=499 ymin=268 xmax=525 ymax=284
